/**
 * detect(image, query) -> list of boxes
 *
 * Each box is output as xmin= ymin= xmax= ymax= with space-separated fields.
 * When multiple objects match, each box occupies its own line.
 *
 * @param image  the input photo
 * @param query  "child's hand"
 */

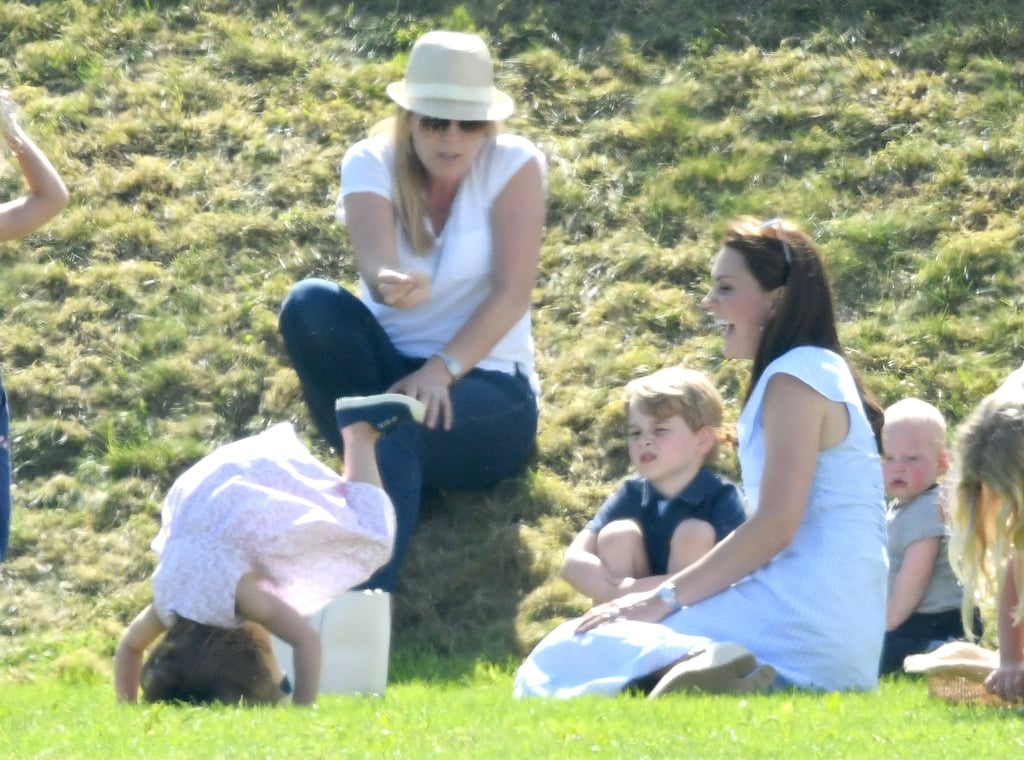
xmin=0 ymin=89 xmax=22 ymax=147
xmin=985 ymin=663 xmax=1024 ymax=702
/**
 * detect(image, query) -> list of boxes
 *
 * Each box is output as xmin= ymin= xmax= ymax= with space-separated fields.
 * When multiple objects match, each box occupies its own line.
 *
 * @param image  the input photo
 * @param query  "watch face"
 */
xmin=658 ymin=584 xmax=677 ymax=608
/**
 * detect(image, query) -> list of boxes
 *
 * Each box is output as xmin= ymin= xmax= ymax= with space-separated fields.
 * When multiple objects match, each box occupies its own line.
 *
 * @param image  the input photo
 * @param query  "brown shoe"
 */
xmin=648 ymin=642 xmax=776 ymax=698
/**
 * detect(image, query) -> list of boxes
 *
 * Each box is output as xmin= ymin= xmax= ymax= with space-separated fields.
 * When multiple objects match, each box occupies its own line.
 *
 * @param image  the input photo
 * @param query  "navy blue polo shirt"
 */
xmin=585 ymin=468 xmax=747 ymax=575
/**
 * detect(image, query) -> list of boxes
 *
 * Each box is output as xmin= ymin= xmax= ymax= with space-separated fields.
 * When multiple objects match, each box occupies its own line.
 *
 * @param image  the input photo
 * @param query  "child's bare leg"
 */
xmin=340 ymin=423 xmax=383 ymax=488
xmin=333 ymin=393 xmax=426 ymax=487
xmin=595 ymin=519 xmax=651 ymax=580
xmin=666 ymin=518 xmax=716 ymax=574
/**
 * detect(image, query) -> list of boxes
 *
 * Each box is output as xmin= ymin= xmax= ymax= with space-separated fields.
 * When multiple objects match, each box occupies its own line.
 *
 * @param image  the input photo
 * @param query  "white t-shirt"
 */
xmin=338 ymin=132 xmax=545 ymax=389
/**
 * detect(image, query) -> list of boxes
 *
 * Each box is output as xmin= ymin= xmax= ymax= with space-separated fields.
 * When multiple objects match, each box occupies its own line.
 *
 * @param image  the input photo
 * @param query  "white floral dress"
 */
xmin=150 ymin=422 xmax=395 ymax=628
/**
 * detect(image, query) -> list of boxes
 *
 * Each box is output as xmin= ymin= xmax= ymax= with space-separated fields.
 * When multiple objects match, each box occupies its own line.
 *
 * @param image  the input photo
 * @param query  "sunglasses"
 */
xmin=760 ymin=217 xmax=794 ymax=265
xmin=416 ymin=115 xmax=490 ymax=134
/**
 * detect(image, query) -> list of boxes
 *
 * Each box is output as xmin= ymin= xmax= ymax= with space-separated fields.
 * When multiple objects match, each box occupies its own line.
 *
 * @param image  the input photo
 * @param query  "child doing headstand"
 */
xmin=114 ymin=394 xmax=424 ymax=706
xmin=879 ymin=398 xmax=979 ymax=675
xmin=948 ymin=376 xmax=1024 ymax=703
xmin=560 ymin=366 xmax=747 ymax=604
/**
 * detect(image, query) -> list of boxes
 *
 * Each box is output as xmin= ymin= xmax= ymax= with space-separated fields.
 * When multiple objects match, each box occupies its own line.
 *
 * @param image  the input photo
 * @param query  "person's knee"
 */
xmin=279 ymin=278 xmax=340 ymax=343
xmin=596 ymin=519 xmax=644 ymax=546
xmin=596 ymin=520 xmax=649 ymax=577
xmin=667 ymin=519 xmax=716 ymax=571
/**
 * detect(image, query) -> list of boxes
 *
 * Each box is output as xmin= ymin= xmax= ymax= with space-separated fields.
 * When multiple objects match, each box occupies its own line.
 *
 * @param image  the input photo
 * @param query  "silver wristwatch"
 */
xmin=657 ymin=581 xmax=682 ymax=613
xmin=435 ymin=350 xmax=463 ymax=381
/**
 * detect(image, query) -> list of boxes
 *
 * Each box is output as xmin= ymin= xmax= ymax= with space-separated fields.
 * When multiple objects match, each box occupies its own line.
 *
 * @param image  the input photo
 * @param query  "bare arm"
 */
xmin=560 ymin=529 xmax=610 ymax=600
xmin=985 ymin=555 xmax=1024 ymax=702
xmin=0 ymin=95 xmax=69 ymax=241
xmin=343 ymin=192 xmax=427 ymax=306
xmin=435 ymin=157 xmax=544 ymax=373
xmin=561 ymin=528 xmax=667 ymax=603
xmin=885 ymin=536 xmax=940 ymax=630
xmin=577 ymin=374 xmax=827 ymax=631
xmin=387 ymin=158 xmax=545 ymax=429
xmin=235 ymin=574 xmax=321 ymax=706
xmin=114 ymin=604 xmax=166 ymax=703
xmin=997 ymin=556 xmax=1024 ymax=666
xmin=668 ymin=374 xmax=822 ymax=602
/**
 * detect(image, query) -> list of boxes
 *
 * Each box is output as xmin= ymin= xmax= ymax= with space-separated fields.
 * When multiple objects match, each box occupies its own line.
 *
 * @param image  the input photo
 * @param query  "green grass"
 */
xmin=3 ymin=0 xmax=1024 ymax=744
xmin=3 ymin=673 xmax=1023 ymax=759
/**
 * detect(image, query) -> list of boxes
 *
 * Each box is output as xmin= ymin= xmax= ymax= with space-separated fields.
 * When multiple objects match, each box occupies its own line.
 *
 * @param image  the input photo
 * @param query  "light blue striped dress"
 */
xmin=515 ymin=347 xmax=887 ymax=697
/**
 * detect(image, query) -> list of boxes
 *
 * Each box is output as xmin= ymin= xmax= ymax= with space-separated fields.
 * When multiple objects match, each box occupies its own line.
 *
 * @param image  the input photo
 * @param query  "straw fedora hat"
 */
xmin=386 ymin=31 xmax=515 ymax=121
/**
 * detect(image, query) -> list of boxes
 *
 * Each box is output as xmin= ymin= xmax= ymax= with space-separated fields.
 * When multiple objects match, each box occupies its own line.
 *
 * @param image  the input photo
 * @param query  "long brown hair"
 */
xmin=723 ymin=216 xmax=884 ymax=447
xmin=141 ymin=618 xmax=283 ymax=706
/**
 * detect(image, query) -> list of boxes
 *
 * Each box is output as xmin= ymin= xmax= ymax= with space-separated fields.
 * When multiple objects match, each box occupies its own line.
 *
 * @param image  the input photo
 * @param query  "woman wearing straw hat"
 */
xmin=279 ymin=31 xmax=545 ymax=593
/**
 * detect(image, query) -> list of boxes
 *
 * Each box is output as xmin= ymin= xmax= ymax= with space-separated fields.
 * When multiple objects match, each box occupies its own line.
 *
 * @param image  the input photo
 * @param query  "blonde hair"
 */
xmin=383 ymin=107 xmax=498 ymax=254
xmin=624 ymin=366 xmax=725 ymax=465
xmin=882 ymin=397 xmax=947 ymax=453
xmin=949 ymin=386 xmax=1024 ymax=635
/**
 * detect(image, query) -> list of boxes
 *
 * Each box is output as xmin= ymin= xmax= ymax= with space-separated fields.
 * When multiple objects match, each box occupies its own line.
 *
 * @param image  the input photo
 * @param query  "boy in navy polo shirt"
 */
xmin=561 ymin=366 xmax=747 ymax=603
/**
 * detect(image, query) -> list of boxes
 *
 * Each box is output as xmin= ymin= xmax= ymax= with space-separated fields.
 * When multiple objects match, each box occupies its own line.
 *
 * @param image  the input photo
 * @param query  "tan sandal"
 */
xmin=648 ymin=642 xmax=776 ymax=698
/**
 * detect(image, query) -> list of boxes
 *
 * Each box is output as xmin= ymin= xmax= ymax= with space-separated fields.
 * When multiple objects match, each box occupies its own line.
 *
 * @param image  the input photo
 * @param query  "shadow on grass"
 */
xmin=387 ymin=470 xmax=559 ymax=684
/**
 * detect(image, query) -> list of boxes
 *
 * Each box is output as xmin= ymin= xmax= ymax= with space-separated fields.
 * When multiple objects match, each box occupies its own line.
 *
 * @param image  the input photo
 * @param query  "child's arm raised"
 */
xmin=114 ymin=605 xmax=166 ymax=703
xmin=235 ymin=573 xmax=321 ymax=706
xmin=885 ymin=536 xmax=941 ymax=631
xmin=0 ymin=92 xmax=69 ymax=241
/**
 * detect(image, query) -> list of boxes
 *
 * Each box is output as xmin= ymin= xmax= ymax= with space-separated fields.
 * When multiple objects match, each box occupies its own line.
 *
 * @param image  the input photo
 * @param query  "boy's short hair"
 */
xmin=882 ymin=397 xmax=948 ymax=452
xmin=624 ymin=366 xmax=724 ymax=463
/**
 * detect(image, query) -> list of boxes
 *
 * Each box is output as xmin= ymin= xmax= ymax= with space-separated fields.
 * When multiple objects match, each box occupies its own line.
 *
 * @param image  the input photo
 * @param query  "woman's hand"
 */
xmin=388 ymin=358 xmax=454 ymax=430
xmin=574 ymin=589 xmax=671 ymax=635
xmin=986 ymin=663 xmax=1024 ymax=703
xmin=376 ymin=267 xmax=431 ymax=309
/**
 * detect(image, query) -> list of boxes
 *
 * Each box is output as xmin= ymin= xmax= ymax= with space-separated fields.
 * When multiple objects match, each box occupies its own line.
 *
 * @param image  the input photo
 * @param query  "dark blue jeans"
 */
xmin=278 ymin=278 xmax=539 ymax=591
xmin=0 ymin=376 xmax=10 ymax=561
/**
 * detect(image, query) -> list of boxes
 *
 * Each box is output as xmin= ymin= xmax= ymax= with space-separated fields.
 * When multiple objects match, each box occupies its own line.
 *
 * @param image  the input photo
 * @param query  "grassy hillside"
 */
xmin=2 ymin=0 xmax=1023 ymax=681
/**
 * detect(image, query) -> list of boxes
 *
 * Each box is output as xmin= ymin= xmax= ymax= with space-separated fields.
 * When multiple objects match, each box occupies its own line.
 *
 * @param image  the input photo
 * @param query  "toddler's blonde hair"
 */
xmin=623 ymin=366 xmax=724 ymax=465
xmin=882 ymin=397 xmax=947 ymax=453
xmin=949 ymin=386 xmax=1024 ymax=635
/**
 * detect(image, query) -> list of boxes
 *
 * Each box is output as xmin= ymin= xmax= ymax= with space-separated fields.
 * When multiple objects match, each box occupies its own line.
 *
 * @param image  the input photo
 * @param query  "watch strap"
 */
xmin=435 ymin=350 xmax=463 ymax=381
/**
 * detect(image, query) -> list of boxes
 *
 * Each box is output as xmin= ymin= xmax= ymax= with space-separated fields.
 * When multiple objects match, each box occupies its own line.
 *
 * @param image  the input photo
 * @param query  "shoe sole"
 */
xmin=648 ymin=642 xmax=776 ymax=698
xmin=334 ymin=393 xmax=426 ymax=423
